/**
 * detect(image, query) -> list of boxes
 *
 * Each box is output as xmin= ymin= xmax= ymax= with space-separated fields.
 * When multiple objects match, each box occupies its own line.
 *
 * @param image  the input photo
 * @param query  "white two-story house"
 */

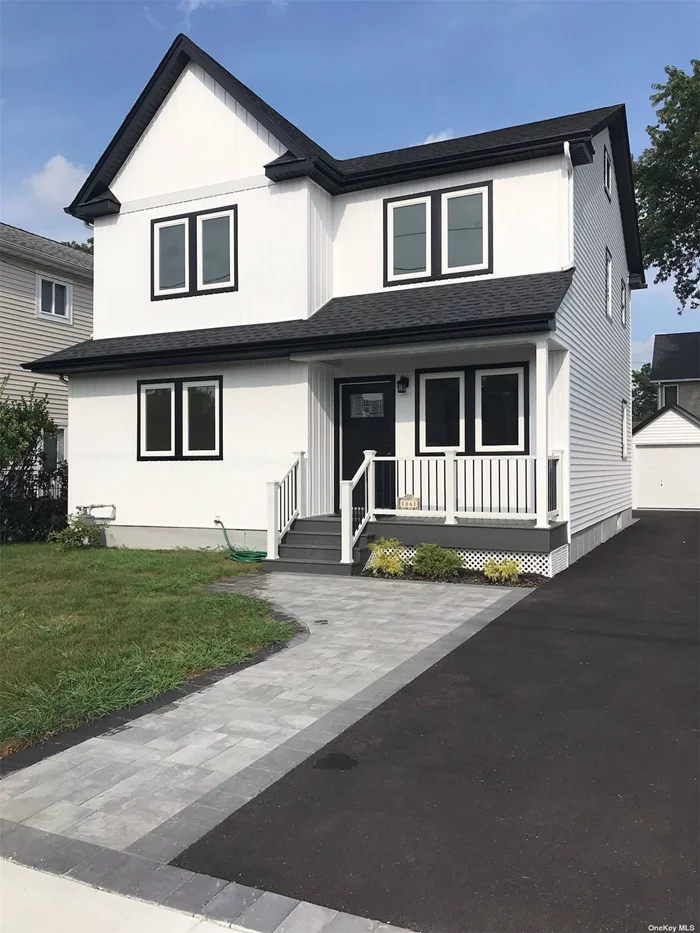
xmin=25 ymin=34 xmax=645 ymax=576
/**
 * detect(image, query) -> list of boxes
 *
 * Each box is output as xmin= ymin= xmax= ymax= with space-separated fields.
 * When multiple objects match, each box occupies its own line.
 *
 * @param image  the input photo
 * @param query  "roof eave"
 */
xmin=0 ymin=242 xmax=93 ymax=279
xmin=24 ymin=313 xmax=556 ymax=376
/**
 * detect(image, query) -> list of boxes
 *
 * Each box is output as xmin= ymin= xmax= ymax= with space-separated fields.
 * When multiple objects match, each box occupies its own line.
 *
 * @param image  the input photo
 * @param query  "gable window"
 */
xmin=151 ymin=206 xmax=237 ymax=300
xmin=621 ymin=400 xmax=629 ymax=460
xmin=605 ymin=248 xmax=613 ymax=319
xmin=603 ymin=146 xmax=612 ymax=198
xmin=419 ymin=371 xmax=465 ymax=453
xmin=385 ymin=181 xmax=492 ymax=286
xmin=620 ymin=278 xmax=627 ymax=326
xmin=475 ymin=367 xmax=525 ymax=452
xmin=387 ymin=196 xmax=431 ymax=281
xmin=663 ymin=384 xmax=678 ymax=407
xmin=441 ymin=186 xmax=489 ymax=274
xmin=36 ymin=274 xmax=72 ymax=323
xmin=138 ymin=377 xmax=222 ymax=460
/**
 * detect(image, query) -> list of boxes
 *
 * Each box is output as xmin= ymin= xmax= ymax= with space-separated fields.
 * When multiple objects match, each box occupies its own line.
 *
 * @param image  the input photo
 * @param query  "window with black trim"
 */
xmin=603 ymin=146 xmax=612 ymax=198
xmin=605 ymin=248 xmax=613 ymax=319
xmin=475 ymin=367 xmax=525 ymax=452
xmin=385 ymin=182 xmax=492 ymax=286
xmin=419 ymin=371 xmax=465 ymax=453
xmin=152 ymin=206 xmax=237 ymax=300
xmin=138 ymin=377 xmax=222 ymax=460
xmin=663 ymin=384 xmax=678 ymax=407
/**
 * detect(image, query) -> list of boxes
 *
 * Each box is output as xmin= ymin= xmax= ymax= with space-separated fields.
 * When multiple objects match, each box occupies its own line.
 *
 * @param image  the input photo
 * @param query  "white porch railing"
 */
xmin=266 ymin=451 xmax=307 ymax=560
xmin=339 ymin=449 xmax=376 ymax=564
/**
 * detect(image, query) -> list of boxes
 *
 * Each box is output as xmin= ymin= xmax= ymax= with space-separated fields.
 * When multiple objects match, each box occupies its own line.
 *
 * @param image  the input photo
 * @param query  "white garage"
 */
xmin=633 ymin=405 xmax=700 ymax=510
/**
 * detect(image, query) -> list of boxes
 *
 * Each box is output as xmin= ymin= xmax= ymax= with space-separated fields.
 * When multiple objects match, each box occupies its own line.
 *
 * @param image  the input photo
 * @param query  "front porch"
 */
xmin=264 ymin=334 xmax=570 ymax=575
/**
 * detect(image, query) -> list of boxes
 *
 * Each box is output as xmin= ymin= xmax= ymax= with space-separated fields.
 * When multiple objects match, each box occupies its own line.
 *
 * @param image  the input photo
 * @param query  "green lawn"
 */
xmin=0 ymin=545 xmax=293 ymax=753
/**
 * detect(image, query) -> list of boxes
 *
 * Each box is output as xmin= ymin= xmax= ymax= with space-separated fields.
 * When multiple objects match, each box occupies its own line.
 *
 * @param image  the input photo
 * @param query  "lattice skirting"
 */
xmin=366 ymin=543 xmax=571 ymax=578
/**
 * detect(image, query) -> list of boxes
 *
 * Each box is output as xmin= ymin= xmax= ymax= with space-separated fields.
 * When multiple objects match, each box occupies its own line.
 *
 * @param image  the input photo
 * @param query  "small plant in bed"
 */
xmin=367 ymin=537 xmax=408 ymax=577
xmin=412 ymin=543 xmax=463 ymax=581
xmin=0 ymin=544 xmax=294 ymax=756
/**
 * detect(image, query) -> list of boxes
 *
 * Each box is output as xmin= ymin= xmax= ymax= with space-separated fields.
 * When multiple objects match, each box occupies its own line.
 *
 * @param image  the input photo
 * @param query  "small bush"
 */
xmin=412 ymin=542 xmax=463 ymax=581
xmin=483 ymin=557 xmax=522 ymax=585
xmin=51 ymin=513 xmax=107 ymax=550
xmin=367 ymin=536 xmax=407 ymax=577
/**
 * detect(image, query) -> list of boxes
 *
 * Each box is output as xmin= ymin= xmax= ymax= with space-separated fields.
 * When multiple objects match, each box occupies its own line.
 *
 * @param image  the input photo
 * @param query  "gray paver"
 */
xmin=125 ymin=832 xmax=189 ymax=862
xmin=276 ymin=902 xmax=338 ymax=933
xmin=235 ymin=891 xmax=300 ymax=932
xmin=201 ymin=881 xmax=263 ymax=922
xmin=66 ymin=847 xmax=132 ymax=883
xmin=160 ymin=872 xmax=228 ymax=912
xmin=36 ymin=840 xmax=103 ymax=875
xmin=322 ymin=914 xmax=378 ymax=932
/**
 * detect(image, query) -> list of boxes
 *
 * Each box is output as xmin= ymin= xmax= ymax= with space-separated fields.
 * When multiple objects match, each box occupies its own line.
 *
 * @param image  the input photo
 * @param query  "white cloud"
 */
xmin=28 ymin=155 xmax=87 ymax=211
xmin=631 ymin=337 xmax=655 ymax=365
xmin=421 ymin=129 xmax=455 ymax=145
xmin=1 ymin=154 xmax=89 ymax=242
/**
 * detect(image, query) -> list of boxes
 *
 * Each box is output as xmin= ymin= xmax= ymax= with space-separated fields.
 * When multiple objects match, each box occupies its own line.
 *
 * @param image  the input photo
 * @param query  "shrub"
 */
xmin=412 ymin=542 xmax=463 ymax=581
xmin=483 ymin=557 xmax=522 ymax=585
xmin=367 ymin=536 xmax=407 ymax=577
xmin=51 ymin=513 xmax=107 ymax=550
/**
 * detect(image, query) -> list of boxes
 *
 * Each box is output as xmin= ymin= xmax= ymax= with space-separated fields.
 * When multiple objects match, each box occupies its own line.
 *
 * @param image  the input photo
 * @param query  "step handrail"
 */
xmin=340 ymin=449 xmax=376 ymax=564
xmin=266 ymin=451 xmax=307 ymax=560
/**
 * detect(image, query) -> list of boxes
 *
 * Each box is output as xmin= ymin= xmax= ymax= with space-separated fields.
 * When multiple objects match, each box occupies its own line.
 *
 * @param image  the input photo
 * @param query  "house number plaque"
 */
xmin=397 ymin=494 xmax=420 ymax=510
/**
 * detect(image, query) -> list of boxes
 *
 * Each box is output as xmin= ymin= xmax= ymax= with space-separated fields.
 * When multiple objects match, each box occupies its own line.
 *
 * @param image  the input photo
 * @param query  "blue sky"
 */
xmin=1 ymin=0 xmax=698 ymax=362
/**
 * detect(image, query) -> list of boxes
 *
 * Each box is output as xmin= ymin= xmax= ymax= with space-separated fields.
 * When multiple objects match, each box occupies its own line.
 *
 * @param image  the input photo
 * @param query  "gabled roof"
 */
xmin=66 ymin=35 xmax=644 ymax=283
xmin=0 ymin=223 xmax=93 ymax=277
xmin=650 ymin=332 xmax=700 ymax=381
xmin=23 ymin=269 xmax=572 ymax=375
xmin=632 ymin=403 xmax=700 ymax=436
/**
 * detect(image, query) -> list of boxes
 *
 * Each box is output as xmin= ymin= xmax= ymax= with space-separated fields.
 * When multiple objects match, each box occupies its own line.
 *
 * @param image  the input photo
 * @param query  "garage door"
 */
xmin=634 ymin=446 xmax=700 ymax=509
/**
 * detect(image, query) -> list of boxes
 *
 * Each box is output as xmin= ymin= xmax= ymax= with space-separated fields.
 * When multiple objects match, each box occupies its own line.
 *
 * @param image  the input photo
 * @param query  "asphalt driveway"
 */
xmin=175 ymin=512 xmax=700 ymax=933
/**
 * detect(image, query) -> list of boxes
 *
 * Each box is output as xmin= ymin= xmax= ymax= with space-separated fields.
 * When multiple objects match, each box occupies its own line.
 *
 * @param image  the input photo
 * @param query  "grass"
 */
xmin=0 ymin=544 xmax=294 ymax=754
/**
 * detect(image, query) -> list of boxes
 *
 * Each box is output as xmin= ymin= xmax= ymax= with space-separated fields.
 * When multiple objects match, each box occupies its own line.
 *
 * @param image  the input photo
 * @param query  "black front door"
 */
xmin=339 ymin=379 xmax=396 ymax=511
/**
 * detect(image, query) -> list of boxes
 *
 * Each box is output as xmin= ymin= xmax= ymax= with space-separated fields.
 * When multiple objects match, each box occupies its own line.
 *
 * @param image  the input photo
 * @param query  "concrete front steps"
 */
xmin=261 ymin=515 xmax=371 ymax=575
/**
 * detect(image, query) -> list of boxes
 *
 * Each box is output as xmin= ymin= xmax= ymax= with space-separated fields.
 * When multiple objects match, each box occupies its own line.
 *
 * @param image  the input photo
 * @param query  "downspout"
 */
xmin=562 ymin=141 xmax=574 ymax=269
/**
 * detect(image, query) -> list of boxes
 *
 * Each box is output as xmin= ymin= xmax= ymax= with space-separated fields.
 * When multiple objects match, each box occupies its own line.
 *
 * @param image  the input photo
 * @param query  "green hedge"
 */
xmin=0 ymin=498 xmax=68 ymax=544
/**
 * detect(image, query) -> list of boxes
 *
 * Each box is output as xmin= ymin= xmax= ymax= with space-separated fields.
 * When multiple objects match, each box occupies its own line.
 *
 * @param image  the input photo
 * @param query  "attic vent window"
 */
xmin=152 ymin=206 xmax=237 ymax=301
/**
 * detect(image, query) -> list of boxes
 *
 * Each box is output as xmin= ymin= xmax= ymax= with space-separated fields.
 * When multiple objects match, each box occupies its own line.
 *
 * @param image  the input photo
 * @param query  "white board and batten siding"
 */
xmin=555 ymin=128 xmax=632 ymax=536
xmin=0 ymin=253 xmax=92 ymax=424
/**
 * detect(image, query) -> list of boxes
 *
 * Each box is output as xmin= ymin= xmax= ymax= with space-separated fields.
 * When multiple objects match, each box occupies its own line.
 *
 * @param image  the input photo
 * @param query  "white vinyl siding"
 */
xmin=555 ymin=127 xmax=632 ymax=535
xmin=0 ymin=253 xmax=92 ymax=424
xmin=634 ymin=408 xmax=700 ymax=445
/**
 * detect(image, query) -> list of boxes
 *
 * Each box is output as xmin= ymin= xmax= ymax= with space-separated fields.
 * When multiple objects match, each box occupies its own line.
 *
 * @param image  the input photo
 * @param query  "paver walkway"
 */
xmin=1 ymin=573 xmax=526 ymax=933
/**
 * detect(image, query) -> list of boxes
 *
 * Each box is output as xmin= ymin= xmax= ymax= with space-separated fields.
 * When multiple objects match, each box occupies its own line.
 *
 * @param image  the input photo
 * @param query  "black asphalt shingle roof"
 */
xmin=0 ymin=223 xmax=93 ymax=275
xmin=650 ymin=332 xmax=700 ymax=382
xmin=24 ymin=270 xmax=573 ymax=374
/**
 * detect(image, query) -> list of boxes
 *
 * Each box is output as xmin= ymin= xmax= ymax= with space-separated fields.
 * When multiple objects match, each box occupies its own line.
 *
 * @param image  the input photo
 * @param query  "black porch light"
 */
xmin=397 ymin=375 xmax=410 ymax=394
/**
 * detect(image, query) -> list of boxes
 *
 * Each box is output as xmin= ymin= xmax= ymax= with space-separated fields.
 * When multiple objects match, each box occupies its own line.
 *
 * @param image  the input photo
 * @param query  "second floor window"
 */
xmin=385 ymin=182 xmax=491 ymax=286
xmin=605 ymin=249 xmax=613 ymax=319
xmin=152 ymin=206 xmax=237 ymax=300
xmin=603 ymin=146 xmax=612 ymax=198
xmin=36 ymin=274 xmax=72 ymax=323
xmin=663 ymin=384 xmax=678 ymax=407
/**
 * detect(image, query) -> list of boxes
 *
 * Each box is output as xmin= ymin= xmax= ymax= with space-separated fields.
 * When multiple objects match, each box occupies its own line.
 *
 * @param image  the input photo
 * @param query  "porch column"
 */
xmin=535 ymin=338 xmax=549 ymax=528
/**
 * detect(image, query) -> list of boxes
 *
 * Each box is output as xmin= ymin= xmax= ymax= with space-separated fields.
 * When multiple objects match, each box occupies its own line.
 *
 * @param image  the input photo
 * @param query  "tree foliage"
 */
xmin=59 ymin=237 xmax=93 ymax=254
xmin=634 ymin=60 xmax=700 ymax=312
xmin=0 ymin=379 xmax=57 ymax=480
xmin=632 ymin=363 xmax=658 ymax=422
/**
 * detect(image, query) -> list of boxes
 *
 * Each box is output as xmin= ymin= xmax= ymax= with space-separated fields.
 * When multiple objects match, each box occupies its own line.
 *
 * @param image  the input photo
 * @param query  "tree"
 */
xmin=634 ymin=60 xmax=700 ymax=312
xmin=59 ymin=237 xmax=93 ymax=254
xmin=632 ymin=363 xmax=657 ymax=422
xmin=0 ymin=378 xmax=58 ymax=491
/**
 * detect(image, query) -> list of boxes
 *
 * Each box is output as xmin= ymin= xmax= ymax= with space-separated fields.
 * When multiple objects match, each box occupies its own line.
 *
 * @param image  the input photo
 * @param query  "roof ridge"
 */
xmin=0 ymin=221 xmax=92 ymax=255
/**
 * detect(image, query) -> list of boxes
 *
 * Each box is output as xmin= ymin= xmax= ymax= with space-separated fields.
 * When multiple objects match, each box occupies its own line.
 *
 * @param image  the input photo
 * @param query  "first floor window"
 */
xmin=419 ymin=371 xmax=465 ymax=453
xmin=42 ymin=428 xmax=66 ymax=470
xmin=621 ymin=400 xmax=629 ymax=460
xmin=605 ymin=248 xmax=613 ymax=319
xmin=663 ymin=384 xmax=678 ymax=407
xmin=138 ymin=377 xmax=222 ymax=459
xmin=475 ymin=367 xmax=525 ymax=452
xmin=36 ymin=274 xmax=72 ymax=322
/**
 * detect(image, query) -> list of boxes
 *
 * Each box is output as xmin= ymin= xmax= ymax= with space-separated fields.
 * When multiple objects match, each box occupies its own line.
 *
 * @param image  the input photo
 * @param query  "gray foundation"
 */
xmin=569 ymin=508 xmax=634 ymax=564
xmin=104 ymin=525 xmax=266 ymax=551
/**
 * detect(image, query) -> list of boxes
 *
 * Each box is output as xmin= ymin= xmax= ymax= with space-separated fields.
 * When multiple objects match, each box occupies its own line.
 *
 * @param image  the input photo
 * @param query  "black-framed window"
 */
xmin=151 ymin=206 xmax=237 ymax=300
xmin=620 ymin=278 xmax=628 ymax=326
xmin=603 ymin=145 xmax=612 ymax=199
xmin=663 ymin=384 xmax=678 ymax=407
xmin=137 ymin=376 xmax=222 ymax=460
xmin=605 ymin=248 xmax=613 ymax=319
xmin=416 ymin=363 xmax=529 ymax=456
xmin=384 ymin=181 xmax=492 ymax=287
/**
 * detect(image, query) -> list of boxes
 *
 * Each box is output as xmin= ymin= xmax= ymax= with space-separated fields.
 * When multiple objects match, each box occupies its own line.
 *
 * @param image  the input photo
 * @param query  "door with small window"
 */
xmin=339 ymin=380 xmax=396 ymax=511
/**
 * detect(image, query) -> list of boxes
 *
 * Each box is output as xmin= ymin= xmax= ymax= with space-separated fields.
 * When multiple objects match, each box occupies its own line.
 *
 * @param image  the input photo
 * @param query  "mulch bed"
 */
xmin=362 ymin=568 xmax=547 ymax=587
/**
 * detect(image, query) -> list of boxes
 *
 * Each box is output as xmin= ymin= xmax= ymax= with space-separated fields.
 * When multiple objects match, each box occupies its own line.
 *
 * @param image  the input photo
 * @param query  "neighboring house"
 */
xmin=25 ymin=34 xmax=646 ymax=575
xmin=1 ymin=223 xmax=93 ymax=464
xmin=649 ymin=331 xmax=700 ymax=416
xmin=632 ymin=332 xmax=700 ymax=510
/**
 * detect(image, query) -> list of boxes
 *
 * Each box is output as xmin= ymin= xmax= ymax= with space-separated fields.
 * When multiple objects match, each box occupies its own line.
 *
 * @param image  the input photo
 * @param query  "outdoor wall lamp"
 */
xmin=396 ymin=375 xmax=410 ymax=394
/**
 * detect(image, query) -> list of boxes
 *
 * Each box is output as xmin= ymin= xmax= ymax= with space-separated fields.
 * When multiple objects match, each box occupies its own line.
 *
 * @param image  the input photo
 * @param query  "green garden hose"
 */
xmin=214 ymin=519 xmax=266 ymax=562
